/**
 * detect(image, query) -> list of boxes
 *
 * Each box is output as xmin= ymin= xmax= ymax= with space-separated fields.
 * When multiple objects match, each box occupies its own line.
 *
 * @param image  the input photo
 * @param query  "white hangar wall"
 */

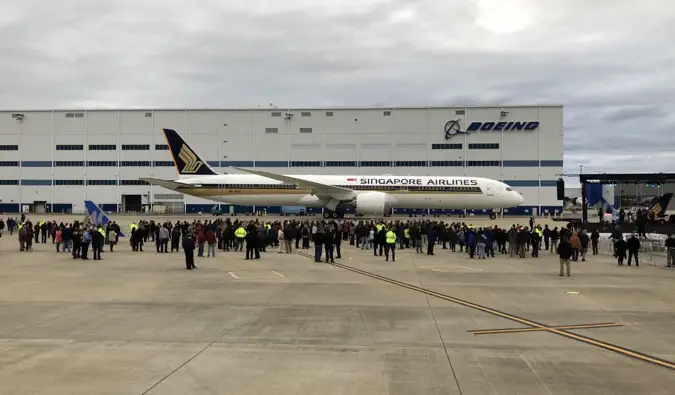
xmin=0 ymin=106 xmax=563 ymax=215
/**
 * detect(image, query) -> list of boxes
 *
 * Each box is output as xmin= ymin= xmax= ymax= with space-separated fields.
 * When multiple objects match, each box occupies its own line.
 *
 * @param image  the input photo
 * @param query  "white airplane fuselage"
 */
xmin=169 ymin=173 xmax=524 ymax=211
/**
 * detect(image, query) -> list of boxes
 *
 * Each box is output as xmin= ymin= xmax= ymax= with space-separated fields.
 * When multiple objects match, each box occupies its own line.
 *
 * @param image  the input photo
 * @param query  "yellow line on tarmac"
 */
xmin=295 ymin=251 xmax=675 ymax=372
xmin=469 ymin=323 xmax=624 ymax=335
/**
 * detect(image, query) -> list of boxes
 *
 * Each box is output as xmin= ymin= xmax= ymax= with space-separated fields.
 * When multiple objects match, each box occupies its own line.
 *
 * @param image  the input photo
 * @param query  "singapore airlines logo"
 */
xmin=178 ymin=144 xmax=203 ymax=174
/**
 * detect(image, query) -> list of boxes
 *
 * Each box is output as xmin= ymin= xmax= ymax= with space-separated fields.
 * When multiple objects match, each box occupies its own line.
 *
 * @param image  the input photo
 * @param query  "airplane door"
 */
xmin=486 ymin=183 xmax=495 ymax=196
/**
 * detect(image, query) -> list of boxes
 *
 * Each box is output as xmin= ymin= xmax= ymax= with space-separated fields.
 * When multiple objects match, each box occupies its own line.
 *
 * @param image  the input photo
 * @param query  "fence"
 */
xmin=598 ymin=237 xmax=674 ymax=266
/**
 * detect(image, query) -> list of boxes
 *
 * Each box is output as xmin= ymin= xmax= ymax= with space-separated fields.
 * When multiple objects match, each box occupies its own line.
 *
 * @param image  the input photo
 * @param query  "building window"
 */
xmin=301 ymin=112 xmax=311 ymax=117
xmin=22 ymin=179 xmax=53 ymax=186
xmin=383 ymin=111 xmax=391 ymax=116
xmin=290 ymin=161 xmax=321 ymax=167
xmin=87 ymin=180 xmax=117 ymax=186
xmin=54 ymin=161 xmax=85 ymax=167
xmin=155 ymin=144 xmax=169 ymax=150
xmin=299 ymin=128 xmax=312 ymax=133
xmin=55 ymin=144 xmax=84 ymax=151
xmin=0 ymin=145 xmax=19 ymax=151
xmin=65 ymin=112 xmax=84 ymax=118
xmin=455 ymin=110 xmax=465 ymax=115
xmin=0 ymin=161 xmax=19 ymax=167
xmin=120 ymin=179 xmax=150 ymax=186
xmin=325 ymin=161 xmax=356 ymax=167
xmin=0 ymin=180 xmax=19 ymax=185
xmin=359 ymin=161 xmax=392 ymax=167
xmin=89 ymin=144 xmax=116 ymax=150
xmin=121 ymin=144 xmax=150 ymax=150
xmin=87 ymin=161 xmax=118 ymax=166
xmin=54 ymin=180 xmax=84 ymax=186
xmin=265 ymin=127 xmax=278 ymax=133
xmin=430 ymin=161 xmax=464 ymax=167
xmin=468 ymin=143 xmax=500 ymax=149
xmin=325 ymin=111 xmax=333 ymax=117
xmin=153 ymin=161 xmax=174 ymax=167
xmin=432 ymin=143 xmax=462 ymax=150
xmin=271 ymin=112 xmax=281 ymax=117
xmin=466 ymin=160 xmax=500 ymax=167
xmin=395 ymin=161 xmax=427 ymax=167
xmin=119 ymin=161 xmax=151 ymax=167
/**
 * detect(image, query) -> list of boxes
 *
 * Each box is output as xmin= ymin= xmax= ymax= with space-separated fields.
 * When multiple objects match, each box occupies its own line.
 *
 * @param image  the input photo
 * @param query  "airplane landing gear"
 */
xmin=489 ymin=213 xmax=497 ymax=220
xmin=323 ymin=210 xmax=344 ymax=219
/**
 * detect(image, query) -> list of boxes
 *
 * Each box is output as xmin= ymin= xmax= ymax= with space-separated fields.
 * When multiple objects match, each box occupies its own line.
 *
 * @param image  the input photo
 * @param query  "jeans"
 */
xmin=314 ymin=244 xmax=323 ymax=262
xmin=476 ymin=243 xmax=486 ymax=258
xmin=207 ymin=243 xmax=216 ymax=257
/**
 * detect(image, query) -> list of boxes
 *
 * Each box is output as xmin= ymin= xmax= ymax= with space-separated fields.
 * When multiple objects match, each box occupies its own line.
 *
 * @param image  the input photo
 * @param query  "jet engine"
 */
xmin=355 ymin=191 xmax=393 ymax=216
xmin=564 ymin=197 xmax=583 ymax=206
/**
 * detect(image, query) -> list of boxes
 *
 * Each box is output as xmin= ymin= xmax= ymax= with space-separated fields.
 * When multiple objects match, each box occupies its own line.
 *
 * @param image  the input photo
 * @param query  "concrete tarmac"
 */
xmin=1 ymin=226 xmax=675 ymax=394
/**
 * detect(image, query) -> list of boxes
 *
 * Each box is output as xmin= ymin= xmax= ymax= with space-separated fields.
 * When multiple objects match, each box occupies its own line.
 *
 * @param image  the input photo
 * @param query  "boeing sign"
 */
xmin=444 ymin=120 xmax=539 ymax=139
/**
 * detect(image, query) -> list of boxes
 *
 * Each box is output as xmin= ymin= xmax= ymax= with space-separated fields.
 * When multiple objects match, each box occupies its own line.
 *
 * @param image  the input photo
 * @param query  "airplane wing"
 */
xmin=232 ymin=167 xmax=356 ymax=200
xmin=139 ymin=177 xmax=198 ymax=190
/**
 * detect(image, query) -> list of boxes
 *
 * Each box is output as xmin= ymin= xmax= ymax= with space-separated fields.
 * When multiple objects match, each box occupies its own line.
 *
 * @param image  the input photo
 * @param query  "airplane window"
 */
xmin=505 ymin=187 xmax=513 ymax=192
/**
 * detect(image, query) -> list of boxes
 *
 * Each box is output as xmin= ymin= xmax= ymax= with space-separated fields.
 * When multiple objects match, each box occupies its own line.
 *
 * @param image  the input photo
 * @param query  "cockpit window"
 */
xmin=505 ymin=187 xmax=513 ymax=192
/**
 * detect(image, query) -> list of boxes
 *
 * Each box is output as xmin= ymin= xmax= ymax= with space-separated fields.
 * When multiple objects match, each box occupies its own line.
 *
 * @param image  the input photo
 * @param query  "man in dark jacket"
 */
xmin=92 ymin=226 xmax=104 ymax=260
xmin=626 ymin=234 xmax=640 ymax=266
xmin=182 ymin=235 xmax=196 ymax=270
xmin=313 ymin=225 xmax=324 ymax=263
xmin=245 ymin=227 xmax=259 ymax=260
xmin=557 ymin=238 xmax=573 ymax=276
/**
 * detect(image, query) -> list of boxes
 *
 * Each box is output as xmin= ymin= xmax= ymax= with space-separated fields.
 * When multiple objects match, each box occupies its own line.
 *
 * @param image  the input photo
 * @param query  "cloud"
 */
xmin=1 ymin=0 xmax=674 ymax=186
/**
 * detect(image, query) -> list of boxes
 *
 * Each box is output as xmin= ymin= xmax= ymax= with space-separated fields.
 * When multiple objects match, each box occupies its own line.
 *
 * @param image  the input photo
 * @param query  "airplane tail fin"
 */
xmin=162 ymin=128 xmax=218 ymax=176
xmin=648 ymin=193 xmax=673 ymax=217
xmin=84 ymin=200 xmax=125 ymax=237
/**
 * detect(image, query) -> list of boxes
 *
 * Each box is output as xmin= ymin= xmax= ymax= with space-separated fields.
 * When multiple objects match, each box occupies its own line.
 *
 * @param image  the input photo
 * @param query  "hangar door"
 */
xmin=121 ymin=195 xmax=142 ymax=213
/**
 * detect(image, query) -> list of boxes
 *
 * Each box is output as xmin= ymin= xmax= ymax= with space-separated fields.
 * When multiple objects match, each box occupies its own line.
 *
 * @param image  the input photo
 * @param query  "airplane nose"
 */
xmin=514 ymin=192 xmax=525 ymax=206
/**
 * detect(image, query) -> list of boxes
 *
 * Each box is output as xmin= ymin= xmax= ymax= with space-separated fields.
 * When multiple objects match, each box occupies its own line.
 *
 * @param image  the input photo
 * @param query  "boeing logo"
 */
xmin=444 ymin=120 xmax=540 ymax=139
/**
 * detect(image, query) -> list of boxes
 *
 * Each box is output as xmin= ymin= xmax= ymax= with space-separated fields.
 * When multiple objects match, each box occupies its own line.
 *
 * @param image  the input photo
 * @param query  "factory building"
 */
xmin=0 ymin=106 xmax=563 ymax=215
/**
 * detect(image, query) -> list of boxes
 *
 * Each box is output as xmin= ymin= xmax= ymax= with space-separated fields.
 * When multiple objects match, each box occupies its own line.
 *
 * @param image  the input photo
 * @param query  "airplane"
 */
xmin=139 ymin=128 xmax=525 ymax=219
xmin=84 ymin=200 xmax=125 ymax=237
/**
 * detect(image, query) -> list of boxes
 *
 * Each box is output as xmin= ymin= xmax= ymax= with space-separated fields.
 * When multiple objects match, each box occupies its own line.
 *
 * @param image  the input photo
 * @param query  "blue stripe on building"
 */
xmin=4 ymin=160 xmax=563 ymax=168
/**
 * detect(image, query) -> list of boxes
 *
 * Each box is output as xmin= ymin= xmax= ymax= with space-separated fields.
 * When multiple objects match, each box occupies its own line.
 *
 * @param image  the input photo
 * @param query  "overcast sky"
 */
xmin=1 ymin=0 xmax=674 ymax=186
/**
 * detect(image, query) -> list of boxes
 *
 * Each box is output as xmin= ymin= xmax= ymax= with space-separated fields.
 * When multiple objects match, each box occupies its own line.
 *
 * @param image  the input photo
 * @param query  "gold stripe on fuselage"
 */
xmin=178 ymin=186 xmax=484 ymax=197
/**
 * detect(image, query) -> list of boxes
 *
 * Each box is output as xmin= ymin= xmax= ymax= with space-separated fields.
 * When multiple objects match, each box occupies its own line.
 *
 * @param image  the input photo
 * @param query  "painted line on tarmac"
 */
xmin=295 ymin=251 xmax=675 ymax=372
xmin=469 ymin=322 xmax=625 ymax=335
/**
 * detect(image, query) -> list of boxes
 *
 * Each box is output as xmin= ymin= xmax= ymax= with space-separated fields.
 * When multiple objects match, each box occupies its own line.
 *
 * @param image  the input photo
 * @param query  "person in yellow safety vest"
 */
xmin=234 ymin=225 xmax=247 ymax=252
xmin=385 ymin=227 xmax=397 ymax=262
xmin=531 ymin=226 xmax=544 ymax=257
xmin=403 ymin=227 xmax=410 ymax=249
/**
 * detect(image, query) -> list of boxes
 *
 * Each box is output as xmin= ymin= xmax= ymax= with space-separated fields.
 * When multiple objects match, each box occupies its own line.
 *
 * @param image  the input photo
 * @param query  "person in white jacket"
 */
xmin=277 ymin=228 xmax=285 ymax=253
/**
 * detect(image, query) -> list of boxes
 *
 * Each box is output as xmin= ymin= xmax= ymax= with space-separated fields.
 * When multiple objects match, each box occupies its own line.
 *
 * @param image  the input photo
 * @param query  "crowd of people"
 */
xmin=5 ymin=214 xmax=674 ymax=275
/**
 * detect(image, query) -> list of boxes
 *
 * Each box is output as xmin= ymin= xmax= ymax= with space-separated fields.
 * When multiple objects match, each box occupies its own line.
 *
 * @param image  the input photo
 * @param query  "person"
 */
xmin=569 ymin=232 xmax=581 ymax=261
xmin=614 ymin=237 xmax=627 ymax=266
xmin=107 ymin=227 xmax=117 ymax=252
xmin=182 ymin=235 xmax=196 ymax=270
xmin=158 ymin=225 xmax=170 ymax=253
xmin=81 ymin=227 xmax=91 ymax=260
xmin=91 ymin=226 xmax=104 ymax=260
xmin=324 ymin=226 xmax=335 ymax=263
xmin=206 ymin=229 xmax=216 ymax=257
xmin=385 ymin=226 xmax=397 ymax=262
xmin=245 ymin=226 xmax=259 ymax=260
xmin=626 ymin=234 xmax=640 ymax=266
xmin=313 ymin=225 xmax=324 ymax=263
xmin=666 ymin=234 xmax=675 ymax=267
xmin=556 ymin=237 xmax=573 ymax=276
xmin=55 ymin=227 xmax=63 ymax=252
